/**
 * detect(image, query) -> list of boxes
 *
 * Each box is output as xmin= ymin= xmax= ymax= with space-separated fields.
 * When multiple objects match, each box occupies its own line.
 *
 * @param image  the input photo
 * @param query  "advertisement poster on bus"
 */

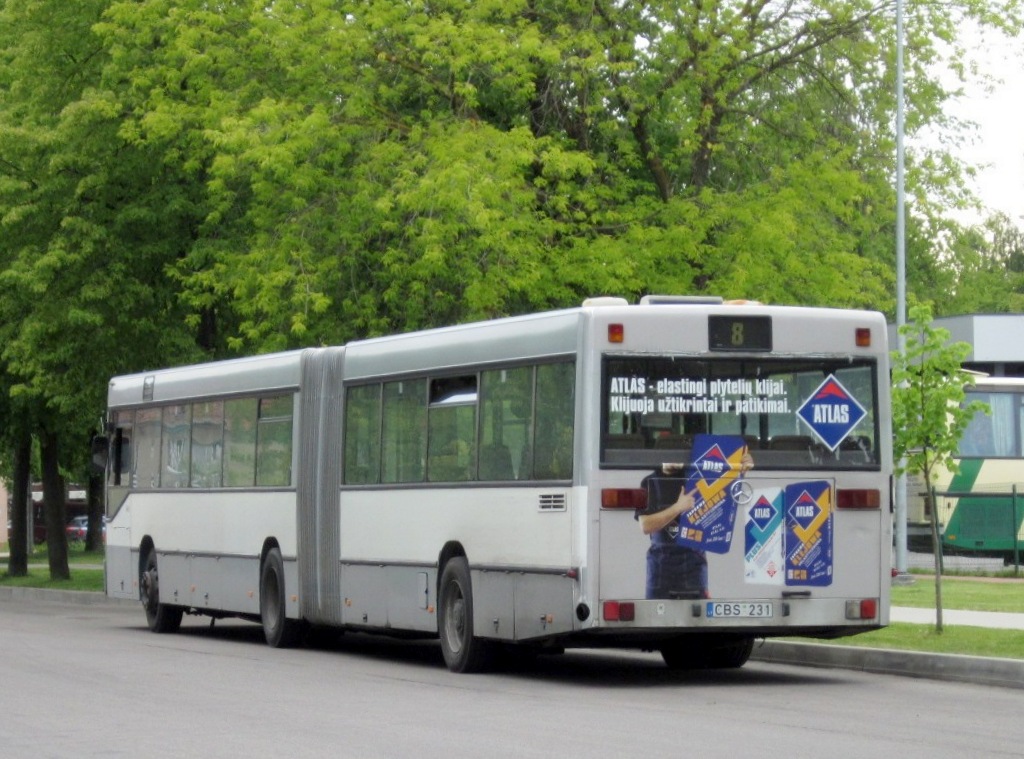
xmin=676 ymin=434 xmax=749 ymax=554
xmin=743 ymin=487 xmax=785 ymax=585
xmin=784 ymin=480 xmax=833 ymax=586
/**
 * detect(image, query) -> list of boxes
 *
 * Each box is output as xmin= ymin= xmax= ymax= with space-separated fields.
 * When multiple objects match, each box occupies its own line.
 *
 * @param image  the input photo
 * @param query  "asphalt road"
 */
xmin=2 ymin=593 xmax=1023 ymax=759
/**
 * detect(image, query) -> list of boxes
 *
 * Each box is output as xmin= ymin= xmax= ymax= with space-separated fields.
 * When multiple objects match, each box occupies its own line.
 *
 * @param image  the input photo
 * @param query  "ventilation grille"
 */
xmin=538 ymin=493 xmax=567 ymax=512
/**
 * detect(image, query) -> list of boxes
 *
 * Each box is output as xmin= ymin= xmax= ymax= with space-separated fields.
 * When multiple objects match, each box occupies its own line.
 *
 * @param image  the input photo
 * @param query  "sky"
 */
xmin=941 ymin=29 xmax=1024 ymax=224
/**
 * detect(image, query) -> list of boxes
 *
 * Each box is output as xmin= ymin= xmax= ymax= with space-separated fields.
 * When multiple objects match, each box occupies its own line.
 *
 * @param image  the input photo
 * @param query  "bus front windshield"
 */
xmin=602 ymin=356 xmax=880 ymax=470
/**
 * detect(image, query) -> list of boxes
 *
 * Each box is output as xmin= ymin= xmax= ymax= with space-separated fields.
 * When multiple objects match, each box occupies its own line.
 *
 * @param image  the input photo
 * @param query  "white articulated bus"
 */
xmin=102 ymin=296 xmax=892 ymax=672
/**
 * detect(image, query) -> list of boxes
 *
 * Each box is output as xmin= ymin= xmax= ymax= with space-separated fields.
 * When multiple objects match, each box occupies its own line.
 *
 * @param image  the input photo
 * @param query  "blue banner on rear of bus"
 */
xmin=784 ymin=481 xmax=833 ymax=586
xmin=675 ymin=434 xmax=748 ymax=554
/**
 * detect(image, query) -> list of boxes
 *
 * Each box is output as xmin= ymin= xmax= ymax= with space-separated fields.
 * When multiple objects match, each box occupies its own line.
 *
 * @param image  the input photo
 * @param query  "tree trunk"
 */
xmin=928 ymin=483 xmax=944 ymax=633
xmin=40 ymin=429 xmax=70 ymax=581
xmin=6 ymin=430 xmax=32 ymax=577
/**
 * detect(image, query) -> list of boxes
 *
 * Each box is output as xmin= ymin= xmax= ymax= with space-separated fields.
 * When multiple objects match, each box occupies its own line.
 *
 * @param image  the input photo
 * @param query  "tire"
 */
xmin=260 ymin=547 xmax=304 ymax=648
xmin=438 ymin=557 xmax=492 ymax=673
xmin=140 ymin=550 xmax=183 ymax=634
xmin=660 ymin=635 xmax=754 ymax=670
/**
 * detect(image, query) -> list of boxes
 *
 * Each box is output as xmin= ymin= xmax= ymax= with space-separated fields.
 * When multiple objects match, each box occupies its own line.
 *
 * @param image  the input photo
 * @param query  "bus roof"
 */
xmin=107 ymin=349 xmax=315 ymax=408
xmin=106 ymin=298 xmax=888 ymax=404
xmin=342 ymin=308 xmax=582 ymax=381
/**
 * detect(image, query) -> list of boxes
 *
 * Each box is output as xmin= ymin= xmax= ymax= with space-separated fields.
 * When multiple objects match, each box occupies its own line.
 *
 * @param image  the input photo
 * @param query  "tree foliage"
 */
xmin=891 ymin=303 xmax=989 ymax=631
xmin=1 ymin=0 xmax=1023 ymax=573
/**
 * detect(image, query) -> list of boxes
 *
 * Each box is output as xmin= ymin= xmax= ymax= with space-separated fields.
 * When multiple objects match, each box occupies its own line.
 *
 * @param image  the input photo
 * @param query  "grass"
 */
xmin=1 ymin=543 xmax=104 ymax=592
xmin=4 ymin=546 xmax=1023 ymax=660
xmin=830 ymin=623 xmax=1024 ymax=660
xmin=0 ymin=567 xmax=104 ymax=592
xmin=891 ymin=576 xmax=1024 ymax=614
xmin=813 ymin=576 xmax=1024 ymax=660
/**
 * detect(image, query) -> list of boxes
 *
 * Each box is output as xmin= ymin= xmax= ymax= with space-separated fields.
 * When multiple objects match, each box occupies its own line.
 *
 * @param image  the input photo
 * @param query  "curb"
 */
xmin=0 ymin=585 xmax=136 ymax=607
xmin=751 ymin=640 xmax=1024 ymax=690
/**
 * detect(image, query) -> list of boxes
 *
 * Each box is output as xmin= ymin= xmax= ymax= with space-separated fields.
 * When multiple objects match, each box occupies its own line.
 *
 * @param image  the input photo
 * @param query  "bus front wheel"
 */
xmin=438 ymin=557 xmax=492 ymax=673
xmin=141 ymin=550 xmax=183 ymax=634
xmin=260 ymin=547 xmax=304 ymax=648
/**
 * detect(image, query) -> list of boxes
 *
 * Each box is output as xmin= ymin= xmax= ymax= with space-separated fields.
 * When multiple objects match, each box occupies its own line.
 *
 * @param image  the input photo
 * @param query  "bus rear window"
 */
xmin=602 ymin=357 xmax=880 ymax=470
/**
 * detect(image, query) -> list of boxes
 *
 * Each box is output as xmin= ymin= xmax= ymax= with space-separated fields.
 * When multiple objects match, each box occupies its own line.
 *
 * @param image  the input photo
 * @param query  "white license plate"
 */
xmin=706 ymin=601 xmax=773 ymax=619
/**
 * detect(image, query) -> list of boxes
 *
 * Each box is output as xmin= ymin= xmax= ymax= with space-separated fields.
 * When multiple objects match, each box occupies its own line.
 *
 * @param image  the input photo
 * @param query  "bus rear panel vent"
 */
xmin=539 ymin=493 xmax=567 ymax=512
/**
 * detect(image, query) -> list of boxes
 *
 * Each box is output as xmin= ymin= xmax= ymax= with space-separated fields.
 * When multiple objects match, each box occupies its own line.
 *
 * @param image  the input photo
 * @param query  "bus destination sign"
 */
xmin=707 ymin=315 xmax=772 ymax=352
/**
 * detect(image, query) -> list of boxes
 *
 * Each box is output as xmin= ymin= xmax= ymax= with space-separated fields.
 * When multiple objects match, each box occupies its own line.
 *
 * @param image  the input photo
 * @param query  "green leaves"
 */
xmin=2 ymin=0 xmax=1023 ymax=485
xmin=892 ymin=304 xmax=988 ymax=483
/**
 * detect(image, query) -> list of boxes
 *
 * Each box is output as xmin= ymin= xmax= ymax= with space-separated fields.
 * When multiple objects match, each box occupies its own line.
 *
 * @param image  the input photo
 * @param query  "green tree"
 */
xmin=934 ymin=213 xmax=1024 ymax=315
xmin=892 ymin=304 xmax=988 ymax=632
xmin=0 ymin=0 xmax=204 ymax=577
xmin=3 ymin=0 xmax=1023 ymax=564
xmin=89 ymin=0 xmax=1023 ymax=352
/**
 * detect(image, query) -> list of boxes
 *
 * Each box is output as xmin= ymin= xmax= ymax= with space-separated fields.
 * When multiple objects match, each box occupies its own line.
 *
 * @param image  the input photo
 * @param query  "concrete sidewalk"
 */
xmin=890 ymin=605 xmax=1024 ymax=630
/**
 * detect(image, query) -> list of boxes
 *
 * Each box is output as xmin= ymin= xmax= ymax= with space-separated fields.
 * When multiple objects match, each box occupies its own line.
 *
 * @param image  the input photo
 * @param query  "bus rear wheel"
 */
xmin=438 ymin=557 xmax=492 ymax=673
xmin=660 ymin=635 xmax=754 ymax=670
xmin=260 ymin=547 xmax=304 ymax=648
xmin=141 ymin=550 xmax=183 ymax=634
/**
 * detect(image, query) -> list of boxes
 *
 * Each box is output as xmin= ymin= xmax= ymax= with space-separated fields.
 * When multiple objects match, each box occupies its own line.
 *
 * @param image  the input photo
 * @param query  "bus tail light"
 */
xmin=601 ymin=488 xmax=647 ymax=509
xmin=845 ymin=599 xmax=878 ymax=620
xmin=603 ymin=600 xmax=635 ymax=621
xmin=608 ymin=323 xmax=624 ymax=343
xmin=836 ymin=488 xmax=880 ymax=509
xmin=855 ymin=327 xmax=872 ymax=347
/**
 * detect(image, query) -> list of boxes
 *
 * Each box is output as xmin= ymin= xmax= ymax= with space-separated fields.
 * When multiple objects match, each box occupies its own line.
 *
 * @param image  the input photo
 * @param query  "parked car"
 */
xmin=66 ymin=515 xmax=90 ymax=542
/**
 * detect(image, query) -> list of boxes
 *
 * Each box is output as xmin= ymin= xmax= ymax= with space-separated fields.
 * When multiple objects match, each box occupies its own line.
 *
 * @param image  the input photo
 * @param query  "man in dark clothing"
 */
xmin=636 ymin=469 xmax=706 ymax=599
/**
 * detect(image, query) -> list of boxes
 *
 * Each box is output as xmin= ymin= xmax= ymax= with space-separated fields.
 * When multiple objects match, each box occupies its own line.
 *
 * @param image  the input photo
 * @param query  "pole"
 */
xmin=893 ymin=0 xmax=909 ymax=576
xmin=1013 ymin=485 xmax=1020 ymax=575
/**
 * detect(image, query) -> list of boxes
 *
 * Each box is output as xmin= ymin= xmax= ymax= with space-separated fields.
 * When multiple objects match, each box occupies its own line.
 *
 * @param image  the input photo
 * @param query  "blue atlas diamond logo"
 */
xmin=788 ymin=490 xmax=821 ymax=530
xmin=749 ymin=495 xmax=778 ymax=531
xmin=693 ymin=443 xmax=729 ymax=481
xmin=796 ymin=374 xmax=866 ymax=451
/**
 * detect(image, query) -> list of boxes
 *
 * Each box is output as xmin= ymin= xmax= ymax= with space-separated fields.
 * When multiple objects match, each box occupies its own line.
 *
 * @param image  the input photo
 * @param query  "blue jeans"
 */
xmin=646 ymin=544 xmax=708 ymax=599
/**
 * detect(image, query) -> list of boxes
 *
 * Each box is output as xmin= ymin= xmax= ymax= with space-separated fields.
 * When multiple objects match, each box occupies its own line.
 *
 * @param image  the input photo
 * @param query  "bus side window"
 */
xmin=134 ymin=407 xmax=162 ymax=489
xmin=382 ymin=379 xmax=426 ymax=484
xmin=162 ymin=404 xmax=192 ymax=488
xmin=256 ymin=395 xmax=294 ymax=487
xmin=191 ymin=401 xmax=224 ymax=488
xmin=480 ymin=367 xmax=531 ymax=481
xmin=479 ymin=444 xmax=514 ymax=480
xmin=427 ymin=376 xmax=477 ymax=483
xmin=224 ymin=398 xmax=258 ymax=487
xmin=111 ymin=410 xmax=134 ymax=487
xmin=533 ymin=362 xmax=575 ymax=480
xmin=344 ymin=383 xmax=382 ymax=485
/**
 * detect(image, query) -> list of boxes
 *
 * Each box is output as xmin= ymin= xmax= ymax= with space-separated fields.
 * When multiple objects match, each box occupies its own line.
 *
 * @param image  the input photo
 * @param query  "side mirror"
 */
xmin=90 ymin=435 xmax=109 ymax=476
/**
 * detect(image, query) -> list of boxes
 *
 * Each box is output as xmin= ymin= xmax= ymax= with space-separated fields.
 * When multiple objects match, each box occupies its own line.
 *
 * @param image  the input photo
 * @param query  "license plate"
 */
xmin=706 ymin=601 xmax=773 ymax=619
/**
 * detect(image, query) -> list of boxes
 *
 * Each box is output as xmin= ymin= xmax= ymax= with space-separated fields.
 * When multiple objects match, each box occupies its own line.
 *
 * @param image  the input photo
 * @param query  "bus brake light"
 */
xmin=836 ymin=488 xmax=880 ymax=509
xmin=603 ymin=601 xmax=635 ymax=621
xmin=855 ymin=328 xmax=871 ymax=347
xmin=601 ymin=488 xmax=647 ymax=509
xmin=845 ymin=599 xmax=878 ymax=620
xmin=608 ymin=323 xmax=624 ymax=343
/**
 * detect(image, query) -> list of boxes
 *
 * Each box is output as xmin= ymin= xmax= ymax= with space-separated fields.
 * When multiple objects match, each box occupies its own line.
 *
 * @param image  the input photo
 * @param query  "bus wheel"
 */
xmin=660 ymin=635 xmax=754 ymax=670
xmin=141 ymin=550 xmax=183 ymax=634
xmin=260 ymin=547 xmax=303 ymax=648
xmin=438 ymin=557 xmax=492 ymax=673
